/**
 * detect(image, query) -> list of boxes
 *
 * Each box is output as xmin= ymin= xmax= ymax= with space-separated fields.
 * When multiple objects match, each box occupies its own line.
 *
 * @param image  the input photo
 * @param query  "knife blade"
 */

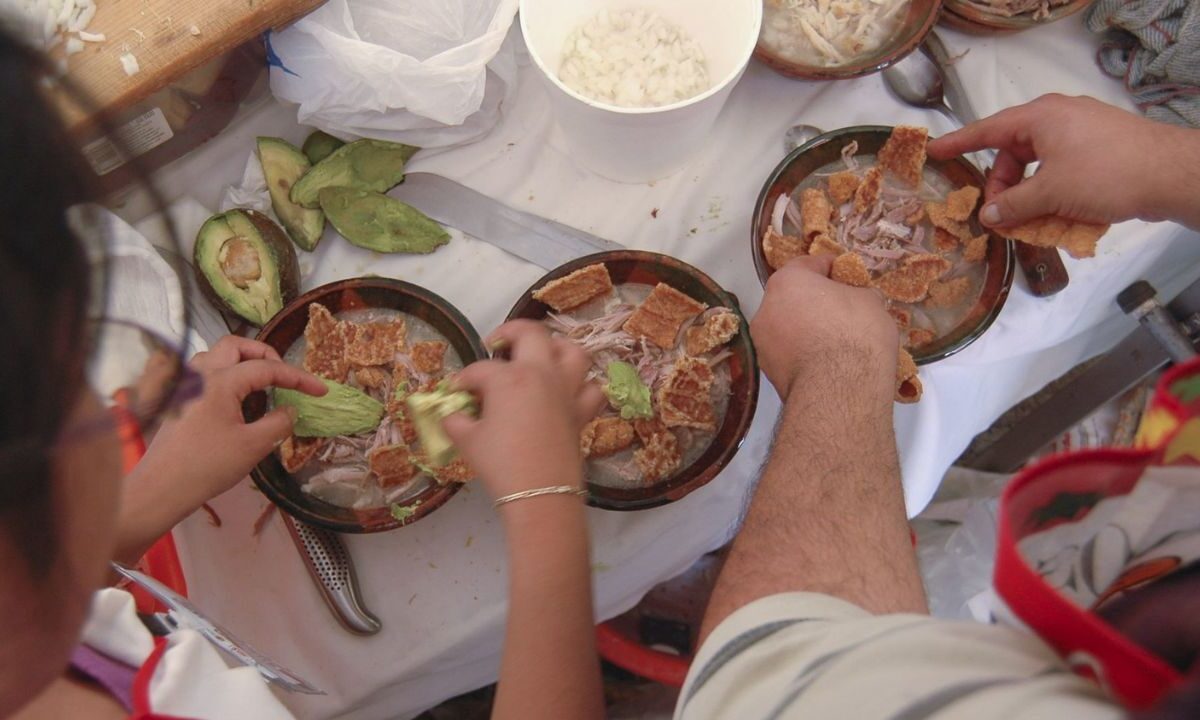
xmin=391 ymin=172 xmax=623 ymax=270
xmin=960 ymin=275 xmax=1200 ymax=472
xmin=923 ymin=33 xmax=1069 ymax=298
xmin=112 ymin=563 xmax=325 ymax=694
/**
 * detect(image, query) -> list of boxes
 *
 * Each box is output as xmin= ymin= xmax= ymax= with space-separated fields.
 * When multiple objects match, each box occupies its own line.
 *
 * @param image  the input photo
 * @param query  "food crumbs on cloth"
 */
xmin=592 ymin=562 xmax=612 ymax=572
xmin=428 ymin=562 xmax=438 ymax=569
xmin=651 ymin=208 xmax=659 ymax=218
xmin=465 ymin=535 xmax=474 ymax=548
xmin=408 ymin=593 xmax=417 ymax=605
xmin=689 ymin=227 xmax=698 ymax=235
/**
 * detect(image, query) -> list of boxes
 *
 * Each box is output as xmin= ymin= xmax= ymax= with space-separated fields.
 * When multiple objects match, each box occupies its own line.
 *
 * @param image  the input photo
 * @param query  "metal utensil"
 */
xmin=883 ymin=36 xmax=1069 ymax=297
xmin=391 ymin=173 xmax=622 ymax=271
xmin=281 ymin=514 xmax=382 ymax=635
xmin=960 ymin=275 xmax=1200 ymax=472
xmin=113 ymin=563 xmax=324 ymax=694
xmin=784 ymin=124 xmax=825 ymax=154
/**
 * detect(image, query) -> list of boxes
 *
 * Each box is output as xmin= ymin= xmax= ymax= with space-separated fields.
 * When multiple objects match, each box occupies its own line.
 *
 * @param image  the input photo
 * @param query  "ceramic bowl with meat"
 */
xmin=751 ymin=125 xmax=1014 ymax=402
xmin=506 ymin=251 xmax=759 ymax=511
xmin=245 ymin=278 xmax=487 ymax=533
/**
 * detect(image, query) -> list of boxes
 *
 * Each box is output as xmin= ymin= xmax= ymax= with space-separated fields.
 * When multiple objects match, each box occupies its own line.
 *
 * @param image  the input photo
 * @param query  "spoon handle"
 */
xmin=1014 ymin=242 xmax=1070 ymax=297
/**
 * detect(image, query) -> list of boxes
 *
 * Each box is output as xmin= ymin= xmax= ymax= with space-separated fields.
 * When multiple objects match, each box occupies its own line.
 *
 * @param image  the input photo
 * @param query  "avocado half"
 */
xmin=193 ymin=209 xmax=300 ymax=327
xmin=257 ymin=137 xmax=325 ymax=251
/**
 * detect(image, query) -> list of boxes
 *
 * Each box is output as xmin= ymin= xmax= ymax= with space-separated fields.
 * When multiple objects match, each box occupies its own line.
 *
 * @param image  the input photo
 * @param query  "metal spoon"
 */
xmin=784 ymin=123 xmax=824 ymax=154
xmin=882 ymin=45 xmax=1069 ymax=298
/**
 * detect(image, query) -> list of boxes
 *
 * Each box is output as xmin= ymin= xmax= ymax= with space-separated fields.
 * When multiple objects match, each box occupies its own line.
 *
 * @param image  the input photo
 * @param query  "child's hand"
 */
xmin=444 ymin=321 xmax=604 ymax=504
xmin=116 ymin=336 xmax=325 ymax=561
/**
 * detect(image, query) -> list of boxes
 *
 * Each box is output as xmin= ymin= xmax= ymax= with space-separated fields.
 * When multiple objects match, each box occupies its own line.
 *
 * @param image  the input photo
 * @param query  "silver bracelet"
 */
xmin=493 ymin=485 xmax=588 ymax=508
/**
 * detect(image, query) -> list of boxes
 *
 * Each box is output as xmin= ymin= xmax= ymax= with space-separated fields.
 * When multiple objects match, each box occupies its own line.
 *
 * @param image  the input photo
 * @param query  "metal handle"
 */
xmin=282 ymin=515 xmax=382 ymax=635
xmin=1120 ymin=280 xmax=1198 ymax=363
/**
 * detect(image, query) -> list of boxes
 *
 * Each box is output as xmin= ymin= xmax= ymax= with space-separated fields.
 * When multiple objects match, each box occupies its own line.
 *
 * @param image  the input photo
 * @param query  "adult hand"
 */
xmin=927 ymin=94 xmax=1200 ymax=229
xmin=444 ymin=320 xmax=605 ymax=503
xmin=752 ymin=256 xmax=897 ymax=404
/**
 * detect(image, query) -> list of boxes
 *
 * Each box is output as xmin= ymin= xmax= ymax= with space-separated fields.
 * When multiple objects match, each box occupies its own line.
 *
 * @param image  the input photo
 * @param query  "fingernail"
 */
xmin=981 ymin=204 xmax=1001 ymax=226
xmin=487 ymin=338 xmax=509 ymax=352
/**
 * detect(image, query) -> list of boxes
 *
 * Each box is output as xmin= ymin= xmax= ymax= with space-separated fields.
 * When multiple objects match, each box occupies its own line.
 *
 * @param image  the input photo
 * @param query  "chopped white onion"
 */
xmin=771 ymin=194 xmax=788 ymax=235
xmin=0 ymin=0 xmax=103 ymax=72
xmin=77 ymin=29 xmax=104 ymax=42
xmin=119 ymin=51 xmax=139 ymax=76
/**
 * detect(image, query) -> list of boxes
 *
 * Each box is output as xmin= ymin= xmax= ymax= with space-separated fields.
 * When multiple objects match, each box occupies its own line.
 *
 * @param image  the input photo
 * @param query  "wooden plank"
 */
xmin=58 ymin=0 xmax=324 ymax=127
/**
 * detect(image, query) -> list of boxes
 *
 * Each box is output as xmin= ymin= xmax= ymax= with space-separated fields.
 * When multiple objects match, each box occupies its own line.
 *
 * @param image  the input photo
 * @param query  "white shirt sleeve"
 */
xmin=675 ymin=592 xmax=1123 ymax=720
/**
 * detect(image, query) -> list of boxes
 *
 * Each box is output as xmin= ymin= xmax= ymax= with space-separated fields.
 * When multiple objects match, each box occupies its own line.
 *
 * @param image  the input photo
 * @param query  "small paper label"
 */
xmin=81 ymin=107 xmax=175 ymax=176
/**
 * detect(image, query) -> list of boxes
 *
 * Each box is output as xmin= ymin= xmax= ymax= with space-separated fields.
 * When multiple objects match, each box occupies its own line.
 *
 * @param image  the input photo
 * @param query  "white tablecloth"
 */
xmin=127 ymin=15 xmax=1200 ymax=720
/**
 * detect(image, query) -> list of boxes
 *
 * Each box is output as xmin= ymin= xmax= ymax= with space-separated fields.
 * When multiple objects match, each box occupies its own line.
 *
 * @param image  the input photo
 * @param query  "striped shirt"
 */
xmin=675 ymin=593 xmax=1122 ymax=720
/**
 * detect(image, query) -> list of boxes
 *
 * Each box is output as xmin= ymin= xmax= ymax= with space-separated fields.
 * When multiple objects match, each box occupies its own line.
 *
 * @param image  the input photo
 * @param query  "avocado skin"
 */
xmin=193 ymin=209 xmax=301 ymax=327
xmin=289 ymin=139 xmax=420 ymax=209
xmin=301 ymin=130 xmax=345 ymax=165
xmin=319 ymin=187 xmax=450 ymax=254
xmin=257 ymin=137 xmax=326 ymax=252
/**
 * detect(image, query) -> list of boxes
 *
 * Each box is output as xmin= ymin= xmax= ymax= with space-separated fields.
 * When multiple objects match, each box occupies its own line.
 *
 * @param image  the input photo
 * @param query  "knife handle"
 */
xmin=1015 ymin=242 xmax=1069 ymax=297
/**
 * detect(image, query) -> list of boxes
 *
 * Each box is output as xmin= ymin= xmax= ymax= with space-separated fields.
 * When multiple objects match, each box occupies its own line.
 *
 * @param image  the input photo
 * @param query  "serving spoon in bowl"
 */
xmin=883 ymin=40 xmax=1069 ymax=297
xmin=784 ymin=123 xmax=824 ymax=154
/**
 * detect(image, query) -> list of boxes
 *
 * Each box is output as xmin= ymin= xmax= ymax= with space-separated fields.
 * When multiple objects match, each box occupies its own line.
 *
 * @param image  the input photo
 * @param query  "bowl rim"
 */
xmin=249 ymin=276 xmax=487 ymax=533
xmin=941 ymin=0 xmax=1093 ymax=30
xmin=750 ymin=124 xmax=1016 ymax=366
xmin=504 ymin=249 xmax=760 ymax=511
xmin=518 ymin=0 xmax=764 ymax=115
xmin=754 ymin=0 xmax=944 ymax=80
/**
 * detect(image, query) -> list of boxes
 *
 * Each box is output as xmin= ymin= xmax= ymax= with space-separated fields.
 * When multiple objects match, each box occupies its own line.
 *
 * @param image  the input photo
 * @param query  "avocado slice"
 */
xmin=193 ymin=209 xmax=300 ymax=327
xmin=319 ymin=187 xmax=450 ymax=254
xmin=289 ymin=139 xmax=420 ymax=209
xmin=273 ymin=378 xmax=384 ymax=437
xmin=301 ymin=130 xmax=345 ymax=165
xmin=256 ymin=137 xmax=326 ymax=251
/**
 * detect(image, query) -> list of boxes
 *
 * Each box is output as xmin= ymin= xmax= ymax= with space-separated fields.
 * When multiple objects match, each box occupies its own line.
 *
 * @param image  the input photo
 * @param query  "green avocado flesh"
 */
xmin=289 ymin=139 xmax=420 ymax=209
xmin=194 ymin=211 xmax=285 ymax=326
xmin=319 ymin=187 xmax=450 ymax=254
xmin=301 ymin=130 xmax=345 ymax=164
xmin=603 ymin=361 xmax=653 ymax=420
xmin=257 ymin=137 xmax=325 ymax=251
xmin=273 ymin=378 xmax=385 ymax=437
xmin=406 ymin=381 xmax=476 ymax=467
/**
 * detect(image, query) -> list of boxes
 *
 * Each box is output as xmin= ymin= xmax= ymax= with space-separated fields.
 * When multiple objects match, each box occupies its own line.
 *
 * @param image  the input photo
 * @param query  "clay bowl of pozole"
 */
xmin=506 ymin=250 xmax=759 ymax=512
xmin=751 ymin=125 xmax=1015 ymax=365
xmin=245 ymin=277 xmax=487 ymax=533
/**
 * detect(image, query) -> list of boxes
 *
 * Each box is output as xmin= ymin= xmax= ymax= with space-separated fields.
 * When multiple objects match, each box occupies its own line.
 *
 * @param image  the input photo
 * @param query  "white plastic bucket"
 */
xmin=520 ymin=0 xmax=763 ymax=183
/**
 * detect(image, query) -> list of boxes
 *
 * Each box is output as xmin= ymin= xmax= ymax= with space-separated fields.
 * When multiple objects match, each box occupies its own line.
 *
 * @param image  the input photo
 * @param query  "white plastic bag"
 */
xmin=267 ymin=0 xmax=520 ymax=148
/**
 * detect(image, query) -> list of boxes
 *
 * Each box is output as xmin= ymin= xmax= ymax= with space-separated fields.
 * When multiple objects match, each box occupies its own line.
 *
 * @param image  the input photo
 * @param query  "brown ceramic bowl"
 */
xmin=506 ymin=251 xmax=759 ymax=512
xmin=245 ymin=278 xmax=486 ymax=533
xmin=755 ymin=0 xmax=943 ymax=80
xmin=939 ymin=0 xmax=1094 ymax=34
xmin=751 ymin=125 xmax=1015 ymax=365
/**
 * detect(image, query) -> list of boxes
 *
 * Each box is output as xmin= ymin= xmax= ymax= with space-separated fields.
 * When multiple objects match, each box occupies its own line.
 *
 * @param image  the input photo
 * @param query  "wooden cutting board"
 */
xmin=60 ymin=0 xmax=325 ymax=127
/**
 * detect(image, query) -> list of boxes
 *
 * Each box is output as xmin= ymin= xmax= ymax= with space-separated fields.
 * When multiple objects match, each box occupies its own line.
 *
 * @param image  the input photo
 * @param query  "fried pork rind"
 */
xmin=854 ymin=167 xmax=883 ymax=212
xmin=905 ymin=205 xmax=925 ymax=227
xmin=367 ymin=444 xmax=418 ymax=488
xmin=763 ymin=226 xmax=807 ymax=270
xmin=279 ymin=436 xmax=327 ymax=473
xmin=926 ymin=202 xmax=973 ymax=242
xmin=634 ymin=430 xmax=682 ymax=483
xmin=1005 ymin=216 xmax=1108 ymax=259
xmin=875 ymin=254 xmax=951 ymax=303
xmin=345 ymin=318 xmax=406 ymax=367
xmin=387 ymin=366 xmax=414 ymax=417
xmin=633 ymin=417 xmax=668 ymax=444
xmin=800 ymin=187 xmax=833 ymax=242
xmin=945 ymin=185 xmax=981 ymax=222
xmin=828 ymin=171 xmax=860 ymax=205
xmin=878 ymin=125 xmax=928 ymax=187
xmin=303 ymin=304 xmax=351 ymax=382
xmin=926 ymin=277 xmax=972 ymax=310
xmin=411 ymin=340 xmax=448 ymax=375
xmin=905 ymin=328 xmax=936 ymax=349
xmin=895 ymin=348 xmax=922 ymax=404
xmin=685 ymin=310 xmax=740 ymax=356
xmin=889 ymin=306 xmax=912 ymax=329
xmin=657 ymin=357 xmax=717 ymax=431
xmin=808 ymin=233 xmax=846 ymax=257
xmin=580 ymin=416 xmax=635 ymax=458
xmin=623 ymin=283 xmax=707 ymax=349
xmin=933 ymin=228 xmax=959 ymax=253
xmin=532 ymin=263 xmax=614 ymax=312
xmin=831 ymin=252 xmax=871 ymax=287
xmin=433 ymin=458 xmax=473 ymax=485
xmin=963 ymin=234 xmax=989 ymax=263
xmin=354 ymin=366 xmax=390 ymax=390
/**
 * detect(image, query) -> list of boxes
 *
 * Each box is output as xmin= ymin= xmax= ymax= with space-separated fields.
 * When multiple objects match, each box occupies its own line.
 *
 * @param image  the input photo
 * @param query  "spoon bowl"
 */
xmin=783 ymin=124 xmax=824 ymax=154
xmin=882 ymin=48 xmax=953 ymax=118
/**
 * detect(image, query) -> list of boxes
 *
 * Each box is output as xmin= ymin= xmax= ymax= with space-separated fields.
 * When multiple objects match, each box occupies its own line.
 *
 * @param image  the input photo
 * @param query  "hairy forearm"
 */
xmin=701 ymin=356 xmax=927 ymax=643
xmin=492 ymin=498 xmax=603 ymax=720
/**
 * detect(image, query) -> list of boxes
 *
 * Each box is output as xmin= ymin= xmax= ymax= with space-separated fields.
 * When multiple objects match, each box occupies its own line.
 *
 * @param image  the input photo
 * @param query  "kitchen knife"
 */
xmin=112 ymin=563 xmax=324 ymax=694
xmin=391 ymin=172 xmax=624 ymax=270
xmin=923 ymin=33 xmax=1069 ymax=298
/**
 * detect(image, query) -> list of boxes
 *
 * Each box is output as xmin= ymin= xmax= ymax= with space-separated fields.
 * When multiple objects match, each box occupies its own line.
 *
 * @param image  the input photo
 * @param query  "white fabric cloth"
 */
xmin=118 ymin=15 xmax=1200 ymax=720
xmin=80 ymin=589 xmax=295 ymax=719
xmin=674 ymin=593 xmax=1121 ymax=720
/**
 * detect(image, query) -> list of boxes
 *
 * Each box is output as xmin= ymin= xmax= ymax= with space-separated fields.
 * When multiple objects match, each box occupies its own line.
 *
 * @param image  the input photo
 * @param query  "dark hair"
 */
xmin=0 ymin=28 xmax=102 ymax=573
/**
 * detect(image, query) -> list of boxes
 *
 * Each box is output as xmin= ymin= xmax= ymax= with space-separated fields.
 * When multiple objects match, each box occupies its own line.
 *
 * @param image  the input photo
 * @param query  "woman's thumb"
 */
xmin=980 ymin=175 xmax=1055 ymax=229
xmin=247 ymin=405 xmax=299 ymax=454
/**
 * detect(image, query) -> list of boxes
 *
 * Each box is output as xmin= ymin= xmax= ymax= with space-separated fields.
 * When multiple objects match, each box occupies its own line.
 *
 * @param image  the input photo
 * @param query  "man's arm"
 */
xmin=700 ymin=258 xmax=926 ymax=642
